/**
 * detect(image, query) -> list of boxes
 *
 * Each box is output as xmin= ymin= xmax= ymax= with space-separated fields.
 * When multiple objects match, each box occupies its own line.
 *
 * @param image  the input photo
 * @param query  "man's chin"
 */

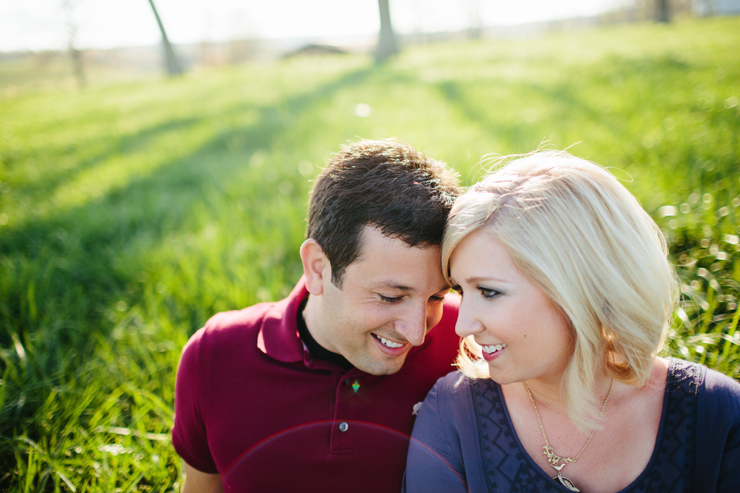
xmin=354 ymin=356 xmax=407 ymax=376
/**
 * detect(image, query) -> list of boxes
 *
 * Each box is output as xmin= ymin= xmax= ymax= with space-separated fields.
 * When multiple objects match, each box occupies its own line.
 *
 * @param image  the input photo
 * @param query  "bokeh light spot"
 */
xmin=355 ymin=103 xmax=371 ymax=118
xmin=298 ymin=160 xmax=314 ymax=177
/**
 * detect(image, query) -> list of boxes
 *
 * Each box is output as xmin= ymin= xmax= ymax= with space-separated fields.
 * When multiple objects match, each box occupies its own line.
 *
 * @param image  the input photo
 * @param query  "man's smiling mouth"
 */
xmin=373 ymin=334 xmax=404 ymax=348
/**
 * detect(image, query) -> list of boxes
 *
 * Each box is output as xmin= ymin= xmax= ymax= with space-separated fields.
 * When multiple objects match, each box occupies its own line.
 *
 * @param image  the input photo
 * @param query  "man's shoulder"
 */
xmin=206 ymin=302 xmax=275 ymax=331
xmin=183 ymin=301 xmax=278 ymax=357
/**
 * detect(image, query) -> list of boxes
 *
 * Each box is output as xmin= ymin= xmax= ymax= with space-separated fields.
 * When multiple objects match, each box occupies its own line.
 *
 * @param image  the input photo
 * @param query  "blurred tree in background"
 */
xmin=656 ymin=0 xmax=671 ymax=22
xmin=147 ymin=0 xmax=182 ymax=76
xmin=375 ymin=0 xmax=398 ymax=60
xmin=63 ymin=0 xmax=86 ymax=88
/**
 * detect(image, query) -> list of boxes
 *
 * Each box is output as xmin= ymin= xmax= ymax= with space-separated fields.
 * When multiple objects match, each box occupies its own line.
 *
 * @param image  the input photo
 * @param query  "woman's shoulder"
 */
xmin=701 ymin=364 xmax=740 ymax=394
xmin=419 ymin=371 xmax=483 ymax=417
xmin=423 ymin=371 xmax=470 ymax=406
xmin=667 ymin=358 xmax=739 ymax=392
xmin=666 ymin=357 xmax=740 ymax=414
xmin=435 ymin=369 xmax=471 ymax=389
xmin=421 ymin=371 xmax=504 ymax=427
xmin=700 ymin=363 xmax=740 ymax=413
xmin=431 ymin=370 xmax=497 ymax=399
xmin=665 ymin=359 xmax=740 ymax=489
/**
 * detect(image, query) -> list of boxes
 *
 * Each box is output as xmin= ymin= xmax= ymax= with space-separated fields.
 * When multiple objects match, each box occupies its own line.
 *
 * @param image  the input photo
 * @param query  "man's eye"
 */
xmin=479 ymin=287 xmax=500 ymax=299
xmin=379 ymin=295 xmax=402 ymax=304
xmin=429 ymin=295 xmax=445 ymax=303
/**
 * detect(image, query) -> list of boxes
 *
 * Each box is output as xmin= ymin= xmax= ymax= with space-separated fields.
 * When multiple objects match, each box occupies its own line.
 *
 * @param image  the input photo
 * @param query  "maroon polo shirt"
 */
xmin=172 ymin=278 xmax=460 ymax=492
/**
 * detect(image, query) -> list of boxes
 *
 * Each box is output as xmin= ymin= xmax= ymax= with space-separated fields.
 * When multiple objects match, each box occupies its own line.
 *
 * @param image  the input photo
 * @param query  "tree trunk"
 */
xmin=63 ymin=0 xmax=86 ymax=89
xmin=467 ymin=0 xmax=483 ymax=40
xmin=69 ymin=47 xmax=86 ymax=88
xmin=375 ymin=0 xmax=398 ymax=60
xmin=655 ymin=0 xmax=670 ymax=23
xmin=147 ymin=0 xmax=183 ymax=76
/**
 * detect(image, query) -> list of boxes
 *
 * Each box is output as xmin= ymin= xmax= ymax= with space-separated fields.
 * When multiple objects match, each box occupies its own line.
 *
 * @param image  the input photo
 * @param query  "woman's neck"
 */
xmin=520 ymin=373 xmax=613 ymax=413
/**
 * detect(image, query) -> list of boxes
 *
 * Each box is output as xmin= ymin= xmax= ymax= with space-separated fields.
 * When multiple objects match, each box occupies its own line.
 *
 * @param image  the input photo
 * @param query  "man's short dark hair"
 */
xmin=306 ymin=139 xmax=460 ymax=286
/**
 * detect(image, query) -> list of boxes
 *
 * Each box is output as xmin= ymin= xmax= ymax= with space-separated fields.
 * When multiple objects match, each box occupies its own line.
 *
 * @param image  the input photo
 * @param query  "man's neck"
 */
xmin=297 ymin=296 xmax=353 ymax=370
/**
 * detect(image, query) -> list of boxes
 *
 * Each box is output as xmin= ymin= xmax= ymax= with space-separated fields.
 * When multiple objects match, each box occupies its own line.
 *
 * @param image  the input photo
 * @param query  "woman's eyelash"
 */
xmin=451 ymin=285 xmax=501 ymax=299
xmin=479 ymin=287 xmax=501 ymax=299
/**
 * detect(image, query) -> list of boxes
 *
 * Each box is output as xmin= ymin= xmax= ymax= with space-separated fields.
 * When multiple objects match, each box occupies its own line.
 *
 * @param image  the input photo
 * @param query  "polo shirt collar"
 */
xmin=256 ymin=277 xmax=308 ymax=363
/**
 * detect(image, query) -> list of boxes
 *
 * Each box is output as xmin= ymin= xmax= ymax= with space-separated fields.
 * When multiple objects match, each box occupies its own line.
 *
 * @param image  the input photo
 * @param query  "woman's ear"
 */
xmin=300 ymin=239 xmax=328 ymax=295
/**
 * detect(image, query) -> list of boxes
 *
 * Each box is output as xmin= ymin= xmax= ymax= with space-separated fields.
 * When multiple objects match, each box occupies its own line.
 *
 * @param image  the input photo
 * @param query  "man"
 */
xmin=173 ymin=139 xmax=461 ymax=492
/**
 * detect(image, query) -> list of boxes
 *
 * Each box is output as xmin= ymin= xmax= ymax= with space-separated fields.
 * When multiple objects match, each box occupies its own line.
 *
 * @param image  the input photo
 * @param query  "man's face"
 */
xmin=311 ymin=226 xmax=450 ymax=376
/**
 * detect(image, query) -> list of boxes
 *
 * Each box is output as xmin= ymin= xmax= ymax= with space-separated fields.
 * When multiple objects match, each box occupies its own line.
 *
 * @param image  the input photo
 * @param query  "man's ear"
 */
xmin=300 ymin=239 xmax=328 ymax=295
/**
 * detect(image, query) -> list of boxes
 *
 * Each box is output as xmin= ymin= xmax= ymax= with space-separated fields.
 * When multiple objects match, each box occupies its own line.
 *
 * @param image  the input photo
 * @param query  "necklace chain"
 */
xmin=524 ymin=379 xmax=614 ymax=472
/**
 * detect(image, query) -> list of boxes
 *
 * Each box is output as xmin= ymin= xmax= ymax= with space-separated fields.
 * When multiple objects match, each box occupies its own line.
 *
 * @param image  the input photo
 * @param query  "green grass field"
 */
xmin=1 ymin=17 xmax=739 ymax=491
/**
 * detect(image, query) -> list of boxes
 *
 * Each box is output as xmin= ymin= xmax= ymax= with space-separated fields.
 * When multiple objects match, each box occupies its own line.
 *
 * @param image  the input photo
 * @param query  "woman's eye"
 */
xmin=479 ymin=287 xmax=500 ymax=299
xmin=379 ymin=295 xmax=402 ymax=304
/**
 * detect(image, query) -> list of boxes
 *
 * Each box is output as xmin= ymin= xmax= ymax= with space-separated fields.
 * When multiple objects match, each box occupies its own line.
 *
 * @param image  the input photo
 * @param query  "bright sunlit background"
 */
xmin=1 ymin=0 xmax=630 ymax=52
xmin=1 ymin=0 xmax=739 ymax=491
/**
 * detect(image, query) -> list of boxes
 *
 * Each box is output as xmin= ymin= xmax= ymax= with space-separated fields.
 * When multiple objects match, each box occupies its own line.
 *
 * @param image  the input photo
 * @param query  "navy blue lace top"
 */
xmin=403 ymin=359 xmax=740 ymax=492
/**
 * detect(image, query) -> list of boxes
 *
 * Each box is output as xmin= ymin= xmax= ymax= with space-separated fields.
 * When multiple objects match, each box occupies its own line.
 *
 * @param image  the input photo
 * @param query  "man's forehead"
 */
xmin=352 ymin=239 xmax=440 ymax=268
xmin=355 ymin=225 xmax=437 ymax=257
xmin=341 ymin=225 xmax=446 ymax=289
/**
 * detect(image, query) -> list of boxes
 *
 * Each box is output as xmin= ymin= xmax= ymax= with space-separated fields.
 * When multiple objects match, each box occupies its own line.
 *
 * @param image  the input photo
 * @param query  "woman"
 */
xmin=403 ymin=152 xmax=740 ymax=492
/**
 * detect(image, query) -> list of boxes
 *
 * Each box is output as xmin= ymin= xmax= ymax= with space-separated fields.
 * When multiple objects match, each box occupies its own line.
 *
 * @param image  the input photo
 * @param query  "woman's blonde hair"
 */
xmin=443 ymin=151 xmax=678 ymax=429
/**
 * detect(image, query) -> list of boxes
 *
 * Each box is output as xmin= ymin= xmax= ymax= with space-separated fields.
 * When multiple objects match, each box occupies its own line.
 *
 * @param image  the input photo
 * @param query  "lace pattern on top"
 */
xmin=471 ymin=359 xmax=702 ymax=492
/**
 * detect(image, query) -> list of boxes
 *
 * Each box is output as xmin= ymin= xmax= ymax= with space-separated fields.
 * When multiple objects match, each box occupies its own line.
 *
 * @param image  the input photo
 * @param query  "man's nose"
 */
xmin=394 ymin=303 xmax=429 ymax=346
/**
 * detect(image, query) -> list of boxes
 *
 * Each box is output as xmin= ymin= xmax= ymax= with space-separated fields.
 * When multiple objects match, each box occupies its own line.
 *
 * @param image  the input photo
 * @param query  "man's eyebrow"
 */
xmin=370 ymin=282 xmax=451 ymax=294
xmin=370 ymin=282 xmax=414 ymax=292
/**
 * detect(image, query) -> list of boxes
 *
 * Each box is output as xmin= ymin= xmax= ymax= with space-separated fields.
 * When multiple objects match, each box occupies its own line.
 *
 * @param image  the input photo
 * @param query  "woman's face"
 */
xmin=449 ymin=228 xmax=574 ymax=387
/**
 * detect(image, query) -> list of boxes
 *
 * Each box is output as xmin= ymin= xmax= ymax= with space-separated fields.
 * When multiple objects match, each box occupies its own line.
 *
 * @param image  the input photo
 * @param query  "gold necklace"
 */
xmin=523 ymin=379 xmax=614 ymax=493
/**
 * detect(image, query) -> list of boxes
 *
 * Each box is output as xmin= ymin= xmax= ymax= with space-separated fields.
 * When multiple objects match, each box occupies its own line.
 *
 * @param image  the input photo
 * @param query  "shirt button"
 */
xmin=338 ymin=421 xmax=349 ymax=432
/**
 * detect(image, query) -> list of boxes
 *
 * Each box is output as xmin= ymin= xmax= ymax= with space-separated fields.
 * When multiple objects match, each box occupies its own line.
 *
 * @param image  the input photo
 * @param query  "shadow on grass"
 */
xmin=5 ymin=115 xmax=208 ymax=201
xmin=0 ymin=66 xmax=375 ymax=462
xmin=434 ymin=52 xmax=737 ymax=194
xmin=1 ymin=64 xmax=373 ymax=329
xmin=434 ymin=75 xmax=615 ymax=152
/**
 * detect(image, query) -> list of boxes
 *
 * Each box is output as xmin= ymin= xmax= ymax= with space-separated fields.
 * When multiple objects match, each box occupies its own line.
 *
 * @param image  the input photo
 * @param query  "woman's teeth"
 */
xmin=481 ymin=343 xmax=507 ymax=354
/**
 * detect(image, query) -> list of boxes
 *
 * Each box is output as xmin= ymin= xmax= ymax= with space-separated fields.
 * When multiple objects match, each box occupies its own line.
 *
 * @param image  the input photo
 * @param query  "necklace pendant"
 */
xmin=553 ymin=471 xmax=580 ymax=492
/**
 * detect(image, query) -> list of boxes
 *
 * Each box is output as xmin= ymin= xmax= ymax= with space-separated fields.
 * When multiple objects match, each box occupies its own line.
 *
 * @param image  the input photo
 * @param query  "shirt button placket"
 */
xmin=330 ymin=375 xmax=355 ymax=454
